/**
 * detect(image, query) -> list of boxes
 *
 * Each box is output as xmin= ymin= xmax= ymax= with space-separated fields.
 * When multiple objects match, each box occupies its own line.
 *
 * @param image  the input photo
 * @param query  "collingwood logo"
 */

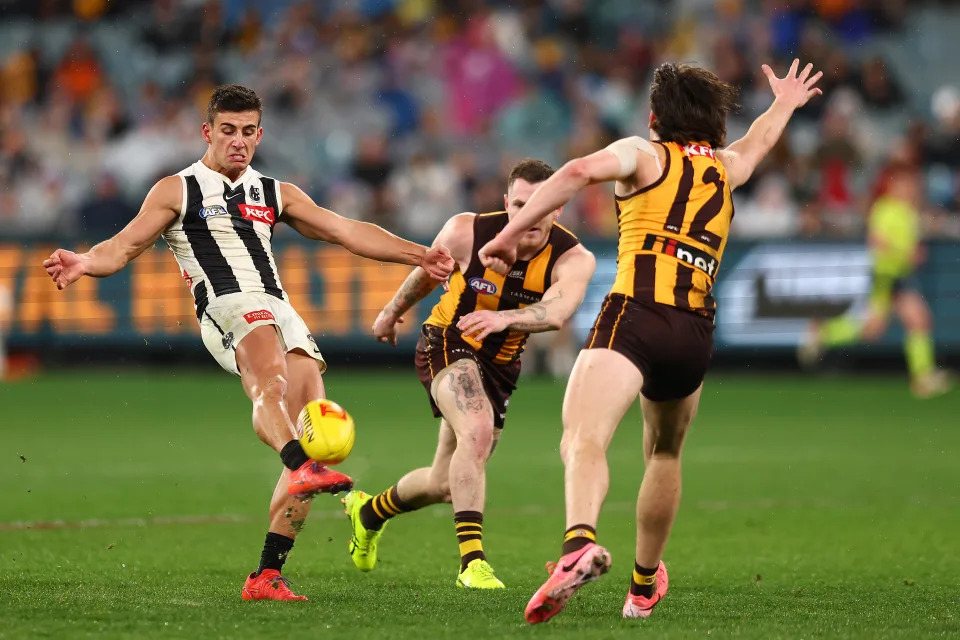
xmin=642 ymin=234 xmax=718 ymax=276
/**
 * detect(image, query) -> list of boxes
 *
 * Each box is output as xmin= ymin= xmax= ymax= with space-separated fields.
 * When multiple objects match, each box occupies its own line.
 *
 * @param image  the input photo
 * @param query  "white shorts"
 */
xmin=198 ymin=292 xmax=326 ymax=376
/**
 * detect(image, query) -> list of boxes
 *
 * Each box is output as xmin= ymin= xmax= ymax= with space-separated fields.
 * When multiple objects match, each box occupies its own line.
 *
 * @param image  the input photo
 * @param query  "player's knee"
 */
xmin=255 ymin=372 xmax=289 ymax=404
xmin=459 ymin=417 xmax=494 ymax=461
xmin=559 ymin=431 xmax=605 ymax=465
xmin=646 ymin=423 xmax=686 ymax=457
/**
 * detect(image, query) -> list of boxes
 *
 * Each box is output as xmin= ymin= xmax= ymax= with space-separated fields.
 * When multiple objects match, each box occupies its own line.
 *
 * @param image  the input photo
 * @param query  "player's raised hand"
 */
xmin=761 ymin=59 xmax=823 ymax=110
xmin=457 ymin=310 xmax=508 ymax=342
xmin=421 ymin=245 xmax=455 ymax=281
xmin=372 ymin=308 xmax=405 ymax=347
xmin=478 ymin=236 xmax=516 ymax=276
xmin=42 ymin=249 xmax=87 ymax=290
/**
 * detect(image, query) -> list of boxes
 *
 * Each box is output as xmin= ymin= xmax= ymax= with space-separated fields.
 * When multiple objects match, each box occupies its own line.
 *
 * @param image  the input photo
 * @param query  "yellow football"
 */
xmin=296 ymin=399 xmax=355 ymax=465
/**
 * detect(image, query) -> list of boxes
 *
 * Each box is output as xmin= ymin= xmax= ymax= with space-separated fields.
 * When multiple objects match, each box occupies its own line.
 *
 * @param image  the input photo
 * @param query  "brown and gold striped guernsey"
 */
xmin=425 ymin=212 xmax=580 ymax=365
xmin=612 ymin=140 xmax=734 ymax=318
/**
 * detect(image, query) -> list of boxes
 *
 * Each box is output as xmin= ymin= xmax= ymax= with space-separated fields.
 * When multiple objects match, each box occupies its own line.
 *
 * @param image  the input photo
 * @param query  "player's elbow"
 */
xmin=544 ymin=316 xmax=564 ymax=331
xmin=561 ymin=158 xmax=592 ymax=186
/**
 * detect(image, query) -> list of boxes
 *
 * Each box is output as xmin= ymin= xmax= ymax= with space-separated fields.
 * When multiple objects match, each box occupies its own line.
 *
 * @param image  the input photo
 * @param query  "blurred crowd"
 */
xmin=1 ymin=0 xmax=959 ymax=241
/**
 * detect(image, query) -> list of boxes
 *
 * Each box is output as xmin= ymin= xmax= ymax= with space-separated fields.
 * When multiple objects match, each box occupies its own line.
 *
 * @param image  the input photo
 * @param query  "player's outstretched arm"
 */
xmin=479 ymin=143 xmax=648 ymax=275
xmin=42 ymin=176 xmax=180 ymax=290
xmin=372 ymin=214 xmax=473 ymax=346
xmin=458 ymin=245 xmax=596 ymax=340
xmin=279 ymin=182 xmax=454 ymax=280
xmin=718 ymin=59 xmax=823 ymax=190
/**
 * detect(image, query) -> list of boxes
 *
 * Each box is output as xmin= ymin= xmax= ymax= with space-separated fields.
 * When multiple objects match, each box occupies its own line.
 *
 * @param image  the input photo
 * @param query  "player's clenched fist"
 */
xmin=478 ymin=236 xmax=516 ymax=276
xmin=457 ymin=310 xmax=508 ymax=342
xmin=42 ymin=249 xmax=87 ymax=290
xmin=421 ymin=245 xmax=455 ymax=281
xmin=372 ymin=308 xmax=404 ymax=347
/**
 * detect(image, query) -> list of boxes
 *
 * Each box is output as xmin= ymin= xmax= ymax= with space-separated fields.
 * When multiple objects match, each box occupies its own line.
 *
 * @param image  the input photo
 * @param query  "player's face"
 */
xmin=201 ymin=111 xmax=263 ymax=172
xmin=505 ymin=178 xmax=560 ymax=251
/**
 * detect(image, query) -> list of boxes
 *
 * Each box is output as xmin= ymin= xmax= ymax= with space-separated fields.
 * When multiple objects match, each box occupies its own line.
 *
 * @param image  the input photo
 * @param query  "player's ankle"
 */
xmin=280 ymin=440 xmax=310 ymax=470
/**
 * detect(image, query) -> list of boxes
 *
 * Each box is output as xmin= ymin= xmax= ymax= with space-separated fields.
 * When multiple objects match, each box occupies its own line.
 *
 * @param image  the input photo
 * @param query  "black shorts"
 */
xmin=584 ymin=294 xmax=714 ymax=402
xmin=414 ymin=324 xmax=521 ymax=429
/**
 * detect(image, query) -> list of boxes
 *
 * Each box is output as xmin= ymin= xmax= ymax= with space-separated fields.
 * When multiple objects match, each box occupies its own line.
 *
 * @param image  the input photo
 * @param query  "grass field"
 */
xmin=1 ymin=370 xmax=958 ymax=639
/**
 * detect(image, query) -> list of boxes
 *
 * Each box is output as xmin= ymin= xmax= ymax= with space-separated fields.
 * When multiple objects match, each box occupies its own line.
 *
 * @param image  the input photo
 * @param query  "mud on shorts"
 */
xmin=414 ymin=324 xmax=521 ymax=429
xmin=584 ymin=293 xmax=714 ymax=402
xmin=198 ymin=291 xmax=326 ymax=376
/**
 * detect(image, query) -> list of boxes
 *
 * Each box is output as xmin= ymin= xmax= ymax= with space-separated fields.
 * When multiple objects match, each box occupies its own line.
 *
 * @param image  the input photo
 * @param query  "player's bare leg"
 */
xmin=266 ymin=350 xmax=330 ymax=539
xmin=393 ymin=419 xmax=457 ymax=507
xmin=896 ymin=291 xmax=950 ymax=397
xmin=620 ymin=387 xmax=700 ymax=619
xmin=395 ymin=421 xmax=502 ymax=507
xmin=427 ymin=359 xmax=503 ymax=587
xmin=525 ymin=348 xmax=642 ymax=623
xmin=432 ymin=360 xmax=495 ymax=513
xmin=240 ymin=344 xmax=350 ymax=602
xmin=237 ymin=325 xmax=299 ymax=452
xmin=344 ymin=414 xmax=501 ymax=577
xmin=561 ymin=349 xmax=643 ymax=528
xmin=635 ymin=387 xmax=699 ymax=566
xmin=236 ymin=329 xmax=351 ymax=497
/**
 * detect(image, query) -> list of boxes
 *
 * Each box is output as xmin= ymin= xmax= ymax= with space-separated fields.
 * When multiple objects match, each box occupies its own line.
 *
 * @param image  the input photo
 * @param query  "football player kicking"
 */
xmin=341 ymin=159 xmax=596 ymax=588
xmin=42 ymin=85 xmax=454 ymax=601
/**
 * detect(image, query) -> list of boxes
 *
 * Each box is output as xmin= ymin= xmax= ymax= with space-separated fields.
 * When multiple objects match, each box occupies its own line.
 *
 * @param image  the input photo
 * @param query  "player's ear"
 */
xmin=255 ymin=126 xmax=263 ymax=146
xmin=648 ymin=112 xmax=657 ymax=128
xmin=201 ymin=121 xmax=213 ymax=144
xmin=503 ymin=193 xmax=508 ymax=210
xmin=553 ymin=207 xmax=562 ymax=220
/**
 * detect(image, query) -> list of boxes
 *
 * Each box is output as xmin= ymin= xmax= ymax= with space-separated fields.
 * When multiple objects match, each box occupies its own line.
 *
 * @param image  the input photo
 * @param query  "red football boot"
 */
xmin=287 ymin=460 xmax=354 ymax=497
xmin=622 ymin=561 xmax=669 ymax=618
xmin=524 ymin=543 xmax=611 ymax=624
xmin=241 ymin=569 xmax=308 ymax=601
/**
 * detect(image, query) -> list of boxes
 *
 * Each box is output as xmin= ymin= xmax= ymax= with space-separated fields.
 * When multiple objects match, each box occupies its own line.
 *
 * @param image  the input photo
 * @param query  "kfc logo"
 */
xmin=683 ymin=144 xmax=716 ymax=159
xmin=238 ymin=204 xmax=276 ymax=226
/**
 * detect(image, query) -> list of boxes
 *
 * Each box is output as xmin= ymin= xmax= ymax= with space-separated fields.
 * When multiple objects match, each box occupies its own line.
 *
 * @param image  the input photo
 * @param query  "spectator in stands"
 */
xmin=857 ymin=56 xmax=904 ymax=110
xmin=77 ymin=173 xmax=135 ymax=237
xmin=52 ymin=37 xmax=103 ymax=106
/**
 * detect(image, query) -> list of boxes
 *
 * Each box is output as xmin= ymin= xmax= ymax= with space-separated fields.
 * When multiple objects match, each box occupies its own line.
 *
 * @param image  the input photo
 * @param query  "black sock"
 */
xmin=455 ymin=511 xmax=485 ymax=572
xmin=630 ymin=562 xmax=658 ymax=598
xmin=256 ymin=532 xmax=295 ymax=575
xmin=280 ymin=440 xmax=310 ymax=471
xmin=561 ymin=523 xmax=597 ymax=556
xmin=358 ymin=485 xmax=417 ymax=531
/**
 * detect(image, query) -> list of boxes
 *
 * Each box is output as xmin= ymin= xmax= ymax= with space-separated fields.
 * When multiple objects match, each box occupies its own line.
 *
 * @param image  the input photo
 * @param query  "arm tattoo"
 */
xmin=388 ymin=268 xmax=439 ymax=317
xmin=500 ymin=291 xmax=563 ymax=332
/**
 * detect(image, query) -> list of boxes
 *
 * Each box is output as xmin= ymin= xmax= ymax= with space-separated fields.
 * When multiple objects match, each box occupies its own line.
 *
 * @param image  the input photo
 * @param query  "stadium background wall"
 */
xmin=4 ymin=239 xmax=960 ymax=365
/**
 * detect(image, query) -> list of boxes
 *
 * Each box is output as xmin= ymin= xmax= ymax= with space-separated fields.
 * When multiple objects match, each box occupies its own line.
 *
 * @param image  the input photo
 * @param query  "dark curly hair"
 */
xmin=649 ymin=63 xmax=740 ymax=148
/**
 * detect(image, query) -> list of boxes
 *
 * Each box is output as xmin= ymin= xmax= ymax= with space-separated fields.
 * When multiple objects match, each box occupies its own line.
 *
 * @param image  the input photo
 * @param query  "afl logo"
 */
xmin=199 ymin=205 xmax=228 ymax=219
xmin=469 ymin=277 xmax=498 ymax=295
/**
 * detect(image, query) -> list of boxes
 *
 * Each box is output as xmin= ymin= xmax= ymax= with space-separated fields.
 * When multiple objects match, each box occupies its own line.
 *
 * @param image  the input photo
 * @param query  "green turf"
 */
xmin=1 ymin=370 xmax=958 ymax=639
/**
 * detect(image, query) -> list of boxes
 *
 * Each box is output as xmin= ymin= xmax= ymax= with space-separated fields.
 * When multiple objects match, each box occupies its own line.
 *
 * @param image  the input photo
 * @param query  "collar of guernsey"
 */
xmin=610 ymin=140 xmax=734 ymax=318
xmin=423 ymin=212 xmax=580 ymax=364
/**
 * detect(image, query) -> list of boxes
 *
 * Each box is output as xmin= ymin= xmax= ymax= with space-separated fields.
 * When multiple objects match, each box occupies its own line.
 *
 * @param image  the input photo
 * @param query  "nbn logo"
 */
xmin=469 ymin=277 xmax=498 ymax=295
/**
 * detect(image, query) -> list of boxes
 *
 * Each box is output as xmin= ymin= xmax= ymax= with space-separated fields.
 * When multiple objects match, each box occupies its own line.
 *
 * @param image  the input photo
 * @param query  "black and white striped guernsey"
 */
xmin=163 ymin=161 xmax=286 ymax=320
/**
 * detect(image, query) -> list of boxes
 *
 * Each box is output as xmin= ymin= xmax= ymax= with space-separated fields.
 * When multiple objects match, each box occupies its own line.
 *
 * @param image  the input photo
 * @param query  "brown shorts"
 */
xmin=414 ymin=324 xmax=521 ymax=429
xmin=584 ymin=294 xmax=714 ymax=402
